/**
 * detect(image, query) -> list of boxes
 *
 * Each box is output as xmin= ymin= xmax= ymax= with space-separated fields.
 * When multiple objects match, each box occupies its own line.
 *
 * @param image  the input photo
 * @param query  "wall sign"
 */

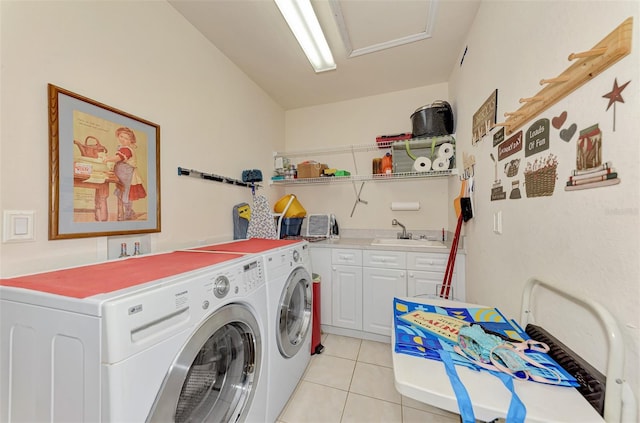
xmin=551 ymin=111 xmax=567 ymax=129
xmin=576 ymin=124 xmax=602 ymax=171
xmin=524 ymin=118 xmax=550 ymax=157
xmin=602 ymin=78 xmax=631 ymax=131
xmin=498 ymin=130 xmax=523 ymax=161
xmin=472 ymin=89 xmax=498 ymax=145
xmin=523 ymin=153 xmax=558 ymax=198
xmin=560 ymin=124 xmax=577 ymax=142
xmin=489 ymin=153 xmax=506 ymax=201
xmin=493 ymin=127 xmax=505 ymax=147
xmin=565 ymin=123 xmax=620 ymax=191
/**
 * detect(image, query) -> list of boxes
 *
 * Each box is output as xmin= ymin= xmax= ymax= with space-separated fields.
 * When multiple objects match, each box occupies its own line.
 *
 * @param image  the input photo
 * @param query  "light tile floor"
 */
xmin=277 ymin=333 xmax=460 ymax=423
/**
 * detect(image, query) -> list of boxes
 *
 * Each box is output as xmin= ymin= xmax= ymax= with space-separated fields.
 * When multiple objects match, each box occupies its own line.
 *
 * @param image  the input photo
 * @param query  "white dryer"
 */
xmin=0 ymin=251 xmax=269 ymax=423
xmin=262 ymin=241 xmax=313 ymax=422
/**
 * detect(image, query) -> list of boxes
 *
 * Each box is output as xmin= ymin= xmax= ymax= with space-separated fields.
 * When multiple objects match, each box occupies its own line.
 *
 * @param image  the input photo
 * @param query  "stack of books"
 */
xmin=565 ymin=161 xmax=620 ymax=191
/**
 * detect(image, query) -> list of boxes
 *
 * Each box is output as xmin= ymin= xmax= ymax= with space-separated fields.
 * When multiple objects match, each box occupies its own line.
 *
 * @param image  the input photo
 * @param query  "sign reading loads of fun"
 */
xmin=525 ymin=118 xmax=550 ymax=157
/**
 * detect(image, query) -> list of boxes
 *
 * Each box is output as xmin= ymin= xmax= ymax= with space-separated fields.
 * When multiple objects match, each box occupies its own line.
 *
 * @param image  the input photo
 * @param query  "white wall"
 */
xmin=284 ymin=84 xmax=452 ymax=232
xmin=0 ymin=1 xmax=284 ymax=276
xmin=449 ymin=0 xmax=639 ymax=414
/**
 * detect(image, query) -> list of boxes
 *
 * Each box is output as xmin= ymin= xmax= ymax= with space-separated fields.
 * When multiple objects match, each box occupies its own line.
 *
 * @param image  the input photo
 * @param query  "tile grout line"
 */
xmin=340 ymin=339 xmax=362 ymax=422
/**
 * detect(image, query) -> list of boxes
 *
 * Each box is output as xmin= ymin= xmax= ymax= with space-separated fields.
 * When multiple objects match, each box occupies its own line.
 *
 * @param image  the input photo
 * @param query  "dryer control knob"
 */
xmin=213 ymin=275 xmax=230 ymax=298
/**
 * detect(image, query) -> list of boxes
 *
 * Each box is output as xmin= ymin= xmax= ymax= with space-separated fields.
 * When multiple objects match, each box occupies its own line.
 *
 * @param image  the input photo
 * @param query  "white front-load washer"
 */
xmin=262 ymin=241 xmax=313 ymax=422
xmin=0 ymin=251 xmax=269 ymax=423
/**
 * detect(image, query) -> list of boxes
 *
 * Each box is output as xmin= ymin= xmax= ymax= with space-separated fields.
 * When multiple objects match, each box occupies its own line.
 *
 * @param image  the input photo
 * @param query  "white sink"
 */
xmin=371 ymin=238 xmax=447 ymax=248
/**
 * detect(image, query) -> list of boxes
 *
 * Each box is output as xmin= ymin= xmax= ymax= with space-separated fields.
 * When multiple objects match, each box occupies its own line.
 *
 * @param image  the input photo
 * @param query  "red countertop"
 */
xmin=0 ymin=251 xmax=244 ymax=299
xmin=189 ymin=238 xmax=301 ymax=253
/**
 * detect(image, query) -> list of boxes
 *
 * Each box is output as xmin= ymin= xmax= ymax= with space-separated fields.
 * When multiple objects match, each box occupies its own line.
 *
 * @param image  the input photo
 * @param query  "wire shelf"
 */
xmin=270 ymin=169 xmax=457 ymax=185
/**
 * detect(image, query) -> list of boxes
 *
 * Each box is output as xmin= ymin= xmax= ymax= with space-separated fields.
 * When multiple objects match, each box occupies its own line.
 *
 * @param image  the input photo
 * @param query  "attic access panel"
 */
xmin=329 ymin=0 xmax=438 ymax=57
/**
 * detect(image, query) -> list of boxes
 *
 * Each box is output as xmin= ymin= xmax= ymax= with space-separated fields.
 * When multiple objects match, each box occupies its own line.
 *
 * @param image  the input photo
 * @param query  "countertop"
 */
xmin=305 ymin=229 xmax=465 ymax=254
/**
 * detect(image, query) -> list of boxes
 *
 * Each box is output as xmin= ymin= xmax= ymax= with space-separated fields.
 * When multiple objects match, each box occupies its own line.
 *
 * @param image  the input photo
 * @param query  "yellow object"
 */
xmin=274 ymin=194 xmax=306 ymax=218
xmin=237 ymin=204 xmax=251 ymax=220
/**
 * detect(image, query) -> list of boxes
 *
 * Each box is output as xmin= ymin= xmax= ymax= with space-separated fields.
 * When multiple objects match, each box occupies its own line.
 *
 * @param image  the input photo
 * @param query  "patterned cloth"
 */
xmin=246 ymin=194 xmax=278 ymax=239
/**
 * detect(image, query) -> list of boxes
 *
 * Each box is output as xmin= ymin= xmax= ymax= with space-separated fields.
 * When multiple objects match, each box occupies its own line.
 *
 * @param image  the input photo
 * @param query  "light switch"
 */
xmin=3 ymin=210 xmax=35 ymax=242
xmin=14 ymin=217 xmax=29 ymax=235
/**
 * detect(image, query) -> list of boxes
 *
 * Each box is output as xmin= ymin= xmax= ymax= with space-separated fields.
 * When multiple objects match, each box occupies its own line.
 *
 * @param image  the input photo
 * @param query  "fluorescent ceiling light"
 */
xmin=274 ymin=0 xmax=336 ymax=73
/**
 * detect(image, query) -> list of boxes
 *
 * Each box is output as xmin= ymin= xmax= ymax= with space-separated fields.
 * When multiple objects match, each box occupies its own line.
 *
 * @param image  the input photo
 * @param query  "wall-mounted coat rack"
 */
xmin=177 ymin=167 xmax=259 ymax=190
xmin=461 ymin=152 xmax=476 ymax=180
xmin=496 ymin=17 xmax=633 ymax=135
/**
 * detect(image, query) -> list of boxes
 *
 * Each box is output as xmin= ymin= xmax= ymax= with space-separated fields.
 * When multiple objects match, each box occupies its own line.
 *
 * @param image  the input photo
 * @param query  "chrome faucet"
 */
xmin=392 ymin=219 xmax=412 ymax=239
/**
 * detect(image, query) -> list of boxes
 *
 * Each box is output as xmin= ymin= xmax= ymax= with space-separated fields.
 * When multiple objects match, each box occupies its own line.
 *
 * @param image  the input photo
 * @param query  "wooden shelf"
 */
xmin=497 ymin=17 xmax=633 ymax=135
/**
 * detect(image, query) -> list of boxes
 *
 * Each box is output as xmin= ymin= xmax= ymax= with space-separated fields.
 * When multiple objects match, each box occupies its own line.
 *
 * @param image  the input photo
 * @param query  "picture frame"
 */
xmin=48 ymin=84 xmax=161 ymax=240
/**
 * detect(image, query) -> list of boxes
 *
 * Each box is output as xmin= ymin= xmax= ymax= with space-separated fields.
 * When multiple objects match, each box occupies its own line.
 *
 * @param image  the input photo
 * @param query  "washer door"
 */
xmin=146 ymin=304 xmax=261 ymax=423
xmin=277 ymin=266 xmax=312 ymax=358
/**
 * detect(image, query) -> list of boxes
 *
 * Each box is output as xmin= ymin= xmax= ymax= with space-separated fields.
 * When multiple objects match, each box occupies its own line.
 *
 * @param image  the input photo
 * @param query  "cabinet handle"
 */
xmin=400 ymin=272 xmax=405 ymax=277
xmin=409 ymin=273 xmax=414 ymax=278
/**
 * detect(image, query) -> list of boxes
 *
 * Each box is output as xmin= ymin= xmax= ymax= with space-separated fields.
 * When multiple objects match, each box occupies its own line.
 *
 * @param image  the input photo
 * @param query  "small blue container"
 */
xmin=280 ymin=217 xmax=304 ymax=238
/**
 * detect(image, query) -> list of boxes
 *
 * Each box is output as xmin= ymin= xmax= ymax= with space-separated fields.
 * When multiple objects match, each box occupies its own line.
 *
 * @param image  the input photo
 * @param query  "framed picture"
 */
xmin=48 ymin=84 xmax=161 ymax=240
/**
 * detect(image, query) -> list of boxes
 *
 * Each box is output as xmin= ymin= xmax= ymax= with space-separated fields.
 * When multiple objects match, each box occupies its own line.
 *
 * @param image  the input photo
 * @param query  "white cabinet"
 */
xmin=362 ymin=269 xmax=405 ymax=336
xmin=331 ymin=249 xmax=363 ymax=330
xmin=362 ymin=250 xmax=406 ymax=336
xmin=407 ymin=252 xmax=466 ymax=301
xmin=310 ymin=245 xmax=465 ymax=341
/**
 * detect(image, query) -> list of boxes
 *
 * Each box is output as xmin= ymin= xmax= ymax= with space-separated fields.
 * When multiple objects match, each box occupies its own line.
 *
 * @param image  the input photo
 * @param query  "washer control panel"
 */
xmin=240 ymin=259 xmax=264 ymax=293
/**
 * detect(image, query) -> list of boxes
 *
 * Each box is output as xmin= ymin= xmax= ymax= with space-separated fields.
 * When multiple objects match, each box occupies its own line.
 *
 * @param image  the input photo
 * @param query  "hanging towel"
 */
xmin=246 ymin=194 xmax=278 ymax=239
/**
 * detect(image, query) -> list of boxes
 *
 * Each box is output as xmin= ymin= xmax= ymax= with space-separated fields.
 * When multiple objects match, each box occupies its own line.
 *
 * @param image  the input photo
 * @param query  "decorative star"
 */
xmin=602 ymin=78 xmax=631 ymax=111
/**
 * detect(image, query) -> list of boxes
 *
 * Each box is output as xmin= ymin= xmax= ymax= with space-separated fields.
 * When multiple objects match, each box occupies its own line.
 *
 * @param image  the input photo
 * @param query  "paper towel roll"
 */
xmin=413 ymin=156 xmax=432 ymax=172
xmin=391 ymin=202 xmax=420 ymax=211
xmin=432 ymin=157 xmax=451 ymax=170
xmin=438 ymin=142 xmax=454 ymax=159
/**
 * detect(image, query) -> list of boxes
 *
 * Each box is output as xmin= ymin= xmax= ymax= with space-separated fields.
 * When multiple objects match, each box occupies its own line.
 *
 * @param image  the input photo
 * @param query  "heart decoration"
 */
xmin=552 ymin=111 xmax=567 ymax=129
xmin=560 ymin=123 xmax=577 ymax=142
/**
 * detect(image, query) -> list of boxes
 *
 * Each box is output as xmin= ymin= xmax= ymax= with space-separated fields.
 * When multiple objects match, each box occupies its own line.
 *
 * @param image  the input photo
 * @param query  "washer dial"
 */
xmin=213 ymin=275 xmax=230 ymax=298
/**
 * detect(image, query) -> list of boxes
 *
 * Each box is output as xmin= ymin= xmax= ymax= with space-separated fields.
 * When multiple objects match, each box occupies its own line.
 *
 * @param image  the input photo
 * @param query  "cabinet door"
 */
xmin=362 ymin=267 xmax=406 ymax=336
xmin=407 ymin=253 xmax=465 ymax=301
xmin=363 ymin=250 xmax=406 ymax=269
xmin=332 ymin=249 xmax=362 ymax=266
xmin=408 ymin=270 xmax=445 ymax=298
xmin=406 ymin=252 xmax=448 ymax=272
xmin=309 ymin=248 xmax=332 ymax=326
xmin=331 ymin=265 xmax=363 ymax=330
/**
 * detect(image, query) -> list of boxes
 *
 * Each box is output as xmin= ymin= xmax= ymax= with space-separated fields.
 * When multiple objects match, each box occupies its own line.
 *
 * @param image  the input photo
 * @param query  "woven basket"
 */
xmin=524 ymin=164 xmax=557 ymax=197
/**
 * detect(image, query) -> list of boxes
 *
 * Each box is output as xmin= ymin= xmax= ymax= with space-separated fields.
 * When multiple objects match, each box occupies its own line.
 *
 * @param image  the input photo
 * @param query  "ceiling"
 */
xmin=169 ymin=0 xmax=481 ymax=110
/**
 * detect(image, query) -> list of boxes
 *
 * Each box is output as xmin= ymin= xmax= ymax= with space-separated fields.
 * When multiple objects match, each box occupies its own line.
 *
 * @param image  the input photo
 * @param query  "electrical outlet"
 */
xmin=493 ymin=211 xmax=503 ymax=235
